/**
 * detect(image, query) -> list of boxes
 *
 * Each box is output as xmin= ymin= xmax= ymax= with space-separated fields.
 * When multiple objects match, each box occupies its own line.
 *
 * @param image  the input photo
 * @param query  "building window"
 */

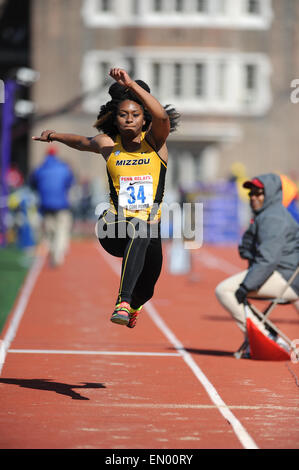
xmin=243 ymin=63 xmax=258 ymax=103
xmin=81 ymin=49 xmax=272 ymax=116
xmin=174 ymin=0 xmax=184 ymax=12
xmin=132 ymin=0 xmax=139 ymax=15
xmin=99 ymin=61 xmax=110 ymax=86
xmin=99 ymin=0 xmax=110 ymax=12
xmin=247 ymin=0 xmax=261 ymax=14
xmin=174 ymin=63 xmax=183 ymax=96
xmin=153 ymin=0 xmax=163 ymax=12
xmin=195 ymin=63 xmax=206 ymax=97
xmin=196 ymin=0 xmax=208 ymax=13
xmin=82 ymin=0 xmax=273 ymax=29
xmin=245 ymin=64 xmax=257 ymax=91
xmin=152 ymin=63 xmax=161 ymax=90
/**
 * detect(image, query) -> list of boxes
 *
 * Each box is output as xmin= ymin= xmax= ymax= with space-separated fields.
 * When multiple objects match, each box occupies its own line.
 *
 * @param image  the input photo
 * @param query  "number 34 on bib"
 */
xmin=119 ymin=175 xmax=153 ymax=211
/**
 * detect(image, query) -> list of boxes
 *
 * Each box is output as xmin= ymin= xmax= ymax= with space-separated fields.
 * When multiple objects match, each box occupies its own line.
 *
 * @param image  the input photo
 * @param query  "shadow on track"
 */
xmin=184 ymin=348 xmax=234 ymax=357
xmin=0 ymin=378 xmax=106 ymax=400
xmin=168 ymin=347 xmax=234 ymax=357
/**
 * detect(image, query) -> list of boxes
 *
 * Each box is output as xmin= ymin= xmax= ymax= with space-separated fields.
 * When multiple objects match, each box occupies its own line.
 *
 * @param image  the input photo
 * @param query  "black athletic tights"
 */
xmin=97 ymin=210 xmax=163 ymax=309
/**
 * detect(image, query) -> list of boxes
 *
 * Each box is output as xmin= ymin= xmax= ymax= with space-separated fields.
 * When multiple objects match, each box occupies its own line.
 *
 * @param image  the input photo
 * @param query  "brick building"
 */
xmin=30 ymin=0 xmax=299 ymax=199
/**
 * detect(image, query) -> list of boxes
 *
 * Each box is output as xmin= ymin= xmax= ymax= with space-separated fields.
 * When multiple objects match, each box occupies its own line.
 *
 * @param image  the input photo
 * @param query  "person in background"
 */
xmin=30 ymin=146 xmax=75 ymax=267
xmin=229 ymin=161 xmax=251 ymax=231
xmin=215 ymin=173 xmax=299 ymax=355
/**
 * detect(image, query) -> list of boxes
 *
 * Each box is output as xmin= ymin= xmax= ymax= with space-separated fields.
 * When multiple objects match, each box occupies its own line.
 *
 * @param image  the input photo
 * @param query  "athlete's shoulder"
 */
xmin=92 ymin=133 xmax=115 ymax=147
xmin=92 ymin=133 xmax=116 ymax=160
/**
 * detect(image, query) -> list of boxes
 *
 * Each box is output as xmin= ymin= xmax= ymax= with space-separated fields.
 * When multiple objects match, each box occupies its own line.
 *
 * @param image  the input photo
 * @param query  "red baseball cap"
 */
xmin=243 ymin=178 xmax=264 ymax=189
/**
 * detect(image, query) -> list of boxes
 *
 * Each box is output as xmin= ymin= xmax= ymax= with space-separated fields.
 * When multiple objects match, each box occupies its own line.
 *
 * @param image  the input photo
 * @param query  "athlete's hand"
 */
xmin=109 ymin=68 xmax=133 ymax=88
xmin=32 ymin=130 xmax=56 ymax=142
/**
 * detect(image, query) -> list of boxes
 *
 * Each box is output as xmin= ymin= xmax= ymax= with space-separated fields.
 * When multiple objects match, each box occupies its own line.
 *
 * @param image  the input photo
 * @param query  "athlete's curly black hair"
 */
xmin=93 ymin=80 xmax=180 ymax=138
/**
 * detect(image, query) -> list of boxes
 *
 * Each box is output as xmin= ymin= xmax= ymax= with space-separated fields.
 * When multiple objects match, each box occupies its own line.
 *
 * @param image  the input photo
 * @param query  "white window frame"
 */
xmin=81 ymin=0 xmax=273 ymax=30
xmin=80 ymin=50 xmax=131 ymax=112
xmin=81 ymin=48 xmax=272 ymax=117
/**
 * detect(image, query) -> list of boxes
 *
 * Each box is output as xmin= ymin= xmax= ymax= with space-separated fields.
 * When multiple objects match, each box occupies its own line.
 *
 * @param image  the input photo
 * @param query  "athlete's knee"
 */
xmin=98 ymin=237 xmax=123 ymax=258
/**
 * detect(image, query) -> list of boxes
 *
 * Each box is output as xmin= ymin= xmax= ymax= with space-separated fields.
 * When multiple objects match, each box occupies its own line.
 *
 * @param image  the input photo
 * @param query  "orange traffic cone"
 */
xmin=246 ymin=318 xmax=291 ymax=361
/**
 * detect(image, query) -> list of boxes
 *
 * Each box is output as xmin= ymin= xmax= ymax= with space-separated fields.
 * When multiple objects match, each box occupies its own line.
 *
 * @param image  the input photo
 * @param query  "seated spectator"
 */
xmin=215 ymin=173 xmax=299 ymax=350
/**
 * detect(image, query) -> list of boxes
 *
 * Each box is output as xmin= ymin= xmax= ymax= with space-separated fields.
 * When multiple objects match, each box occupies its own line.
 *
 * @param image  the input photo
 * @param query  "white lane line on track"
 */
xmin=0 ymin=251 xmax=47 ymax=375
xmin=145 ymin=302 xmax=259 ymax=449
xmin=196 ymin=249 xmax=241 ymax=275
xmin=8 ymin=349 xmax=180 ymax=357
xmin=97 ymin=243 xmax=259 ymax=450
xmin=76 ymin=403 xmax=298 ymax=411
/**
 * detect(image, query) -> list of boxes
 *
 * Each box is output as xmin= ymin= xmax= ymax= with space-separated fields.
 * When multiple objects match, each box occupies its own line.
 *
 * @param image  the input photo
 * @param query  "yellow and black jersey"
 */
xmin=106 ymin=133 xmax=167 ymax=221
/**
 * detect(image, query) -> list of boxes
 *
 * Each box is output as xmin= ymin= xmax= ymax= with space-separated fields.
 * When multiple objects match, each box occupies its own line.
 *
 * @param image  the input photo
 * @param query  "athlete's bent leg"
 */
xmin=131 ymin=236 xmax=163 ymax=309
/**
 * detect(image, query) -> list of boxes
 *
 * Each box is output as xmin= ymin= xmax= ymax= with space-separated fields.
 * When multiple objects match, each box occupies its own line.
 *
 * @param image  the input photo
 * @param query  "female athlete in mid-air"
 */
xmin=33 ymin=68 xmax=179 ymax=329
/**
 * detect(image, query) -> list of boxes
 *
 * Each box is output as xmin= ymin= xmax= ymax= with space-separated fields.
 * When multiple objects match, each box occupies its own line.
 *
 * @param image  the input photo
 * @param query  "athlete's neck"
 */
xmin=120 ymin=134 xmax=142 ymax=152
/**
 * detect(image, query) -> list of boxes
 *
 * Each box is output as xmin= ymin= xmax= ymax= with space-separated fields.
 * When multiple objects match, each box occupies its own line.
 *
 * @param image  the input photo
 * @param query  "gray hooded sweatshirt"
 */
xmin=238 ymin=173 xmax=299 ymax=294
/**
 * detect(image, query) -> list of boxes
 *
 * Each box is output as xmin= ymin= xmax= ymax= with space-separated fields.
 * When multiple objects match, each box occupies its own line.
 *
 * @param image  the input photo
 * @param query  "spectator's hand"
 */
xmin=109 ymin=68 xmax=133 ymax=88
xmin=235 ymin=284 xmax=248 ymax=304
xmin=32 ymin=130 xmax=56 ymax=142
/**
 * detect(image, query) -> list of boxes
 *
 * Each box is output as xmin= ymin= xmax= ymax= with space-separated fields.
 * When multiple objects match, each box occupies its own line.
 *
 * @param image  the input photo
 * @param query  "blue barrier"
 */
xmin=193 ymin=181 xmax=241 ymax=244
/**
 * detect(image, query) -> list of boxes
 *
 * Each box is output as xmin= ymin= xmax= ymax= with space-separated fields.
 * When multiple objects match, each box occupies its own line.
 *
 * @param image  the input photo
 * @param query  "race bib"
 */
xmin=119 ymin=175 xmax=153 ymax=211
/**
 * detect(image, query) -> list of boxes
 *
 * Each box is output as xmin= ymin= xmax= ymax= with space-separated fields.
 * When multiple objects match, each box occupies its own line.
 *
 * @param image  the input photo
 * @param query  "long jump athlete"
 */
xmin=33 ymin=68 xmax=179 ymax=329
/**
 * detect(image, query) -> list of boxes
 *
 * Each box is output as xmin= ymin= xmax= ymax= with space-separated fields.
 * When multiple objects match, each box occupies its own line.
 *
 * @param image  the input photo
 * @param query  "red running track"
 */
xmin=0 ymin=239 xmax=298 ymax=449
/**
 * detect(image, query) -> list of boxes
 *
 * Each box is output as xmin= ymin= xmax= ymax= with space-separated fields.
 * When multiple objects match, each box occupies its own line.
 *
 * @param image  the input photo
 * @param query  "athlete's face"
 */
xmin=116 ymin=100 xmax=145 ymax=136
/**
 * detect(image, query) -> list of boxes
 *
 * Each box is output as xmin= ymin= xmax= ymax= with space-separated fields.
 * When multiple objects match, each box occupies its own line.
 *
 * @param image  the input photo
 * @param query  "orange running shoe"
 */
xmin=127 ymin=306 xmax=143 ymax=329
xmin=110 ymin=302 xmax=130 ymax=326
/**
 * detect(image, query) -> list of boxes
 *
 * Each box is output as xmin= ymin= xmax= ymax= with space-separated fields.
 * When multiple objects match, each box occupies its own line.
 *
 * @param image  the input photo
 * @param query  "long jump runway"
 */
xmin=0 ymin=239 xmax=298 ymax=450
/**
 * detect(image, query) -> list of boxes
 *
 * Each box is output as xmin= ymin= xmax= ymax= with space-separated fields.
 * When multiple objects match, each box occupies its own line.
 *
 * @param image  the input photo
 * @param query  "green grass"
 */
xmin=0 ymin=246 xmax=32 ymax=334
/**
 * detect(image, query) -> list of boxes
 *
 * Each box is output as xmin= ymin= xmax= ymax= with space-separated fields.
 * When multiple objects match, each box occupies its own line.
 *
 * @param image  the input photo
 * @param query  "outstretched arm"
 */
xmin=109 ymin=68 xmax=170 ymax=149
xmin=32 ymin=130 xmax=114 ymax=159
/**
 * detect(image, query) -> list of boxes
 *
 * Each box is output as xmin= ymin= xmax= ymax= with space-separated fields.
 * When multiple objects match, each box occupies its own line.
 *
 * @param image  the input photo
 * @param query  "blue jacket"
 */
xmin=30 ymin=154 xmax=74 ymax=212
